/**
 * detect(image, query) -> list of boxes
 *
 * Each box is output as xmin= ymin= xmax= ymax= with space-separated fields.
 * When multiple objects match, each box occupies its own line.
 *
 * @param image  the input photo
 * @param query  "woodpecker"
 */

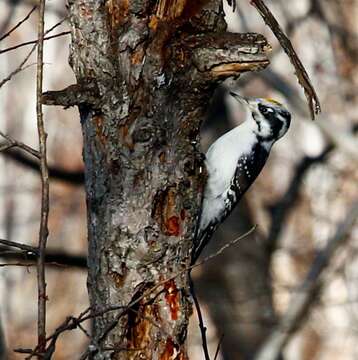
xmin=192 ymin=92 xmax=291 ymax=263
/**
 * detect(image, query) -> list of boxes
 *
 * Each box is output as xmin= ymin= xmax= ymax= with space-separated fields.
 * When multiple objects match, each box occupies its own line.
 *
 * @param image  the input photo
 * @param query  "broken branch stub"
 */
xmin=42 ymin=32 xmax=269 ymax=108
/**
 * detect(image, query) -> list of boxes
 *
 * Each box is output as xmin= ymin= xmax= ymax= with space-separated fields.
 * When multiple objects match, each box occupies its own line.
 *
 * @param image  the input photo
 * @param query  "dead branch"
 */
xmin=35 ymin=0 xmax=49 ymax=356
xmin=41 ymin=81 xmax=100 ymax=108
xmin=250 ymin=0 xmax=321 ymax=120
xmin=255 ymin=201 xmax=358 ymax=360
xmin=0 ymin=48 xmax=36 ymax=89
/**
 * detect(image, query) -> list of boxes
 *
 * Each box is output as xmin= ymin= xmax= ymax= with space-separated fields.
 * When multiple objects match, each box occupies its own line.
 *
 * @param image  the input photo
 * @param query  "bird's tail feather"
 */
xmin=191 ymin=227 xmax=212 ymax=265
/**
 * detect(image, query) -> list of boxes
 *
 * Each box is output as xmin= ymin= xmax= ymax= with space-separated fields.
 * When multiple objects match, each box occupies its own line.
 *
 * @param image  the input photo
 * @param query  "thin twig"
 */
xmin=36 ymin=0 xmax=50 ymax=356
xmin=250 ymin=0 xmax=321 ymax=120
xmin=196 ymin=225 xmax=257 ymax=265
xmin=0 ymin=131 xmax=41 ymax=158
xmin=189 ymin=274 xmax=211 ymax=360
xmin=0 ymin=30 xmax=69 ymax=55
xmin=0 ymin=143 xmax=15 ymax=152
xmin=213 ymin=334 xmax=224 ymax=360
xmin=0 ymin=6 xmax=37 ymax=42
xmin=76 ymin=322 xmax=92 ymax=339
xmin=0 ymin=249 xmax=29 ymax=256
xmin=0 ymin=47 xmax=36 ymax=89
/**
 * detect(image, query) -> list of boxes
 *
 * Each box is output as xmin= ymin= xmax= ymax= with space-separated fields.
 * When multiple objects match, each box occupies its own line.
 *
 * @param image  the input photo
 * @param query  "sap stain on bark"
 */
xmin=165 ymin=216 xmax=180 ymax=237
xmin=125 ymin=282 xmax=162 ymax=360
xmin=164 ymin=279 xmax=180 ymax=320
xmin=126 ymin=301 xmax=153 ymax=359
xmin=152 ymin=185 xmax=185 ymax=236
xmin=160 ymin=338 xmax=188 ymax=360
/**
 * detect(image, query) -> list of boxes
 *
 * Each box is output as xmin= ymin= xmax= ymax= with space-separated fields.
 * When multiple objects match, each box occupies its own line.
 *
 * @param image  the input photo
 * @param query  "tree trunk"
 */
xmin=66 ymin=0 xmax=269 ymax=358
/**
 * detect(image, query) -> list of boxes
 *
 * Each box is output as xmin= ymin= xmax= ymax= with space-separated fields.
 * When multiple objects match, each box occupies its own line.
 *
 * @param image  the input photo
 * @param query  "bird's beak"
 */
xmin=229 ymin=92 xmax=252 ymax=107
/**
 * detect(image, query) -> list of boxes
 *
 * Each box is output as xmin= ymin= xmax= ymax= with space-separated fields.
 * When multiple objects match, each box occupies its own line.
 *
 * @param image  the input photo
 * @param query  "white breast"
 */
xmin=199 ymin=121 xmax=257 ymax=232
xmin=204 ymin=121 xmax=256 ymax=198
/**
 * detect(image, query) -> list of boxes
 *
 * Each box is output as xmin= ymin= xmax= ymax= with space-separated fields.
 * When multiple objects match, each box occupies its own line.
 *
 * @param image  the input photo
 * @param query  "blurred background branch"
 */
xmin=256 ymin=201 xmax=358 ymax=360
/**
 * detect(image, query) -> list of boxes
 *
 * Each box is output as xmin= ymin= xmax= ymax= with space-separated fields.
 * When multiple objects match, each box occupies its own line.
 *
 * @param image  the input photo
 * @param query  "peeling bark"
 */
xmin=65 ymin=0 xmax=269 ymax=358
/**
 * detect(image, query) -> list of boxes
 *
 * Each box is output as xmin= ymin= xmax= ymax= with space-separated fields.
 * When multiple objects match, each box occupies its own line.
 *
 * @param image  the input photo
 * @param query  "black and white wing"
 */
xmin=192 ymin=143 xmax=269 ymax=263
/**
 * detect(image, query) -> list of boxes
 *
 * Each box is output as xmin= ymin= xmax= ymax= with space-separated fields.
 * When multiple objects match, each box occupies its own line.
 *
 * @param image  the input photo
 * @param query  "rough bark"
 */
xmin=65 ymin=0 xmax=269 ymax=358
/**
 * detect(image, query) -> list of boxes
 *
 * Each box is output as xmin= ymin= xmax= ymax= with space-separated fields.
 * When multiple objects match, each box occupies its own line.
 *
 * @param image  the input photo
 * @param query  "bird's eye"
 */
xmin=259 ymin=104 xmax=274 ymax=116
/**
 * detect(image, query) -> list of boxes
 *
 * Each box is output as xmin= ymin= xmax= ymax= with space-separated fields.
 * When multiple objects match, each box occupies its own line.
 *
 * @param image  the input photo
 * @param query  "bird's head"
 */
xmin=230 ymin=92 xmax=291 ymax=142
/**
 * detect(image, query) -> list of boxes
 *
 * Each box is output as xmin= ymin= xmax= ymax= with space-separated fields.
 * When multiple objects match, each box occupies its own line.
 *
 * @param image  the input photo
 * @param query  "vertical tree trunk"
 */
xmin=67 ymin=0 xmax=269 ymax=358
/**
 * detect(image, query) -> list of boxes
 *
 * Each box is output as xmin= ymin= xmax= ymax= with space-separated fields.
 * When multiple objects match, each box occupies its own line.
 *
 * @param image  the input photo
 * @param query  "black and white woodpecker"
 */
xmin=192 ymin=92 xmax=291 ymax=263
